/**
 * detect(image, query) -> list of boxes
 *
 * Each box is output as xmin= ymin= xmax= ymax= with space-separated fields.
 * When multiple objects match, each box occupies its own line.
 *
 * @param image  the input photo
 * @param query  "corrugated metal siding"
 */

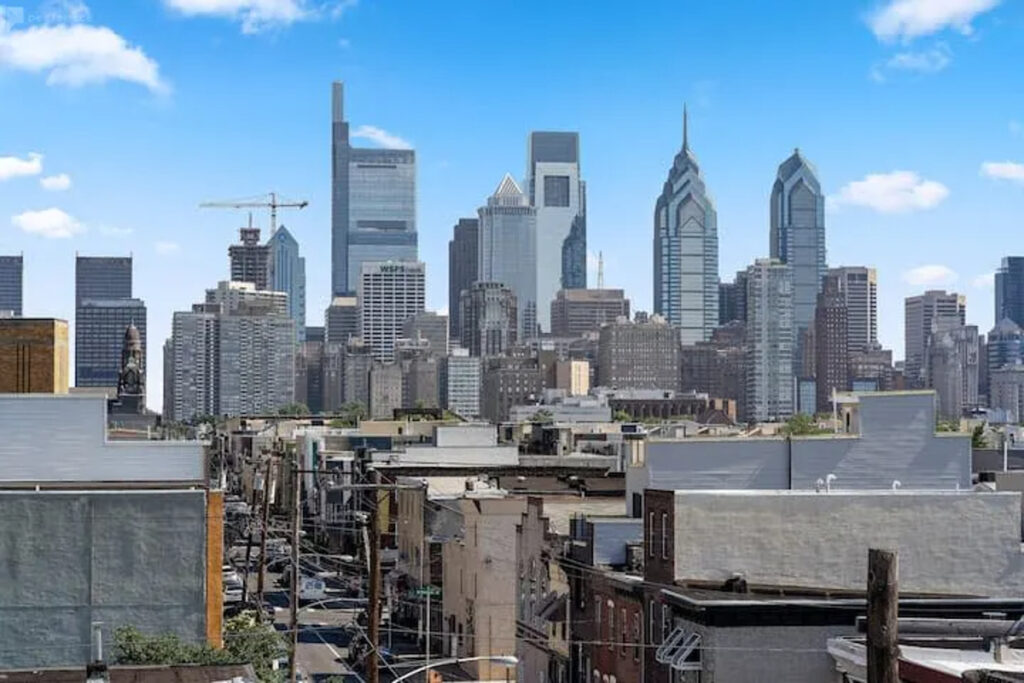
xmin=0 ymin=396 xmax=203 ymax=482
xmin=646 ymin=440 xmax=790 ymax=491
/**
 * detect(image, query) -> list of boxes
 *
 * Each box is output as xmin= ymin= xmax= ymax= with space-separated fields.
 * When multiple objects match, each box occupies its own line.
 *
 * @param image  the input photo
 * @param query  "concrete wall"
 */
xmin=397 ymin=445 xmax=518 ymax=467
xmin=434 ymin=424 xmax=496 ymax=447
xmin=0 ymin=490 xmax=208 ymax=668
xmin=672 ymin=491 xmax=1024 ymax=596
xmin=0 ymin=395 xmax=203 ymax=483
xmin=591 ymin=518 xmax=643 ymax=566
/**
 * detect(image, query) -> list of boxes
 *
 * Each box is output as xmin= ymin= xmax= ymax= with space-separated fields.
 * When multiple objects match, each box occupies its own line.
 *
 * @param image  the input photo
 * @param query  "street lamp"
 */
xmin=390 ymin=655 xmax=518 ymax=683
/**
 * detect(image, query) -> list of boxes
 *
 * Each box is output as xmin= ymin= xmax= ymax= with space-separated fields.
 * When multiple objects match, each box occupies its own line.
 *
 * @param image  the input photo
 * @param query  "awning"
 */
xmin=655 ymin=625 xmax=702 ymax=671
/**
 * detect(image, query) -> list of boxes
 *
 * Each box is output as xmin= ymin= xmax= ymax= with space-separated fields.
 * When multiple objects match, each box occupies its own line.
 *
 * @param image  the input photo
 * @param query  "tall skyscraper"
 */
xmin=228 ymin=226 xmax=270 ymax=291
xmin=0 ymin=254 xmax=23 ymax=316
xmin=653 ymin=107 xmax=718 ymax=344
xmin=460 ymin=282 xmax=517 ymax=358
xmin=987 ymin=318 xmax=1024 ymax=377
xmin=296 ymin=326 xmax=325 ymax=414
xmin=448 ymin=218 xmax=479 ymax=341
xmin=995 ymin=256 xmax=1024 ymax=327
xmin=745 ymin=258 xmax=794 ymax=422
xmin=927 ymin=324 xmax=979 ymax=420
xmin=267 ymin=225 xmax=306 ymax=342
xmin=826 ymin=266 xmax=877 ymax=352
xmin=75 ymin=256 xmax=143 ymax=388
xmin=814 ymin=273 xmax=849 ymax=413
xmin=478 ymin=174 xmax=537 ymax=338
xmin=527 ymin=131 xmax=586 ymax=329
xmin=325 ymin=295 xmax=359 ymax=346
xmin=904 ymin=290 xmax=966 ymax=388
xmin=770 ymin=149 xmax=826 ymax=371
xmin=331 ymin=82 xmax=417 ymax=295
xmin=358 ymin=261 xmax=425 ymax=363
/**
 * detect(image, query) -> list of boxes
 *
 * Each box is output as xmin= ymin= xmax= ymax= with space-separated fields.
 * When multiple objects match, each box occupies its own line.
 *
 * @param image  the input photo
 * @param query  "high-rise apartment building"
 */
xmin=653 ymin=108 xmax=718 ymax=343
xmin=441 ymin=349 xmax=481 ymax=418
xmin=745 ymin=258 xmax=794 ymax=422
xmin=550 ymin=288 xmax=630 ymax=338
xmin=0 ymin=255 xmax=23 ymax=316
xmin=448 ymin=218 xmax=478 ymax=341
xmin=460 ymin=282 xmax=517 ymax=358
xmin=325 ymin=295 xmax=359 ymax=346
xmin=331 ymin=82 xmax=417 ymax=295
xmin=401 ymin=311 xmax=448 ymax=357
xmin=814 ymin=273 xmax=849 ymax=413
xmin=527 ymin=132 xmax=586 ymax=329
xmin=826 ymin=266 xmax=877 ymax=352
xmin=596 ymin=315 xmax=680 ymax=391
xmin=478 ymin=174 xmax=537 ymax=338
xmin=267 ymin=225 xmax=306 ymax=342
xmin=358 ymin=261 xmax=425 ymax=363
xmin=228 ymin=226 xmax=270 ymax=291
xmin=996 ymin=256 xmax=1024 ymax=327
xmin=904 ymin=290 xmax=966 ymax=389
xmin=0 ymin=318 xmax=69 ymax=393
xmin=770 ymin=149 xmax=826 ymax=371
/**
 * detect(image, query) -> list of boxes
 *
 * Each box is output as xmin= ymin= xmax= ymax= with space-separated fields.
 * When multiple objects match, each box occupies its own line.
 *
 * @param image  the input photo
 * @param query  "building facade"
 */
xmin=331 ymin=82 xmax=417 ymax=295
xmin=990 ymin=365 xmax=1024 ymax=423
xmin=905 ymin=290 xmax=966 ymax=389
xmin=481 ymin=356 xmax=544 ymax=422
xmin=815 ymin=273 xmax=849 ymax=413
xmin=75 ymin=255 xmax=132 ymax=306
xmin=597 ymin=316 xmax=680 ymax=391
xmin=527 ymin=131 xmax=586 ymax=330
xmin=442 ymin=350 xmax=482 ymax=418
xmin=460 ymin=281 xmax=518 ymax=358
xmin=996 ymin=256 xmax=1024 ymax=328
xmin=358 ymin=261 xmax=426 ymax=363
xmin=928 ymin=324 xmax=980 ymax=420
xmin=76 ymin=298 xmax=147 ymax=388
xmin=653 ymin=109 xmax=718 ymax=344
xmin=550 ymin=288 xmax=630 ymax=338
xmin=0 ymin=318 xmax=69 ymax=393
xmin=325 ymin=295 xmax=359 ymax=346
xmin=745 ymin=258 xmax=794 ymax=422
xmin=448 ymin=217 xmax=479 ymax=341
xmin=267 ymin=225 xmax=306 ymax=342
xmin=296 ymin=326 xmax=325 ymax=413
xmin=770 ymin=149 xmax=826 ymax=368
xmin=988 ymin=318 xmax=1024 ymax=377
xmin=827 ymin=266 xmax=877 ymax=352
xmin=228 ymin=226 xmax=270 ymax=291
xmin=368 ymin=361 xmax=402 ymax=419
xmin=401 ymin=311 xmax=448 ymax=357
xmin=479 ymin=174 xmax=538 ymax=338
xmin=0 ymin=254 xmax=23 ymax=316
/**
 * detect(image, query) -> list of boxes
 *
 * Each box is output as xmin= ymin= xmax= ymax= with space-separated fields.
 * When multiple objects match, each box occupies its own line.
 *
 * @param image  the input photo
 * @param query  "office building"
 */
xmin=267 ymin=225 xmax=306 ymax=342
xmin=928 ymin=324 xmax=980 ymax=420
xmin=0 ymin=254 xmax=23 ymax=316
xmin=441 ymin=350 xmax=482 ymax=418
xmin=905 ymin=290 xmax=966 ymax=388
xmin=849 ymin=346 xmax=895 ymax=392
xmin=481 ymin=355 xmax=544 ymax=422
xmin=996 ymin=256 xmax=1024 ymax=327
xmin=75 ymin=255 xmax=132 ymax=306
xmin=0 ymin=318 xmax=69 ymax=393
xmin=988 ymin=318 xmax=1024 ymax=377
xmin=401 ymin=310 xmax=448 ymax=357
xmin=460 ymin=281 xmax=517 ymax=358
xmin=815 ymin=272 xmax=849 ymax=413
xmin=325 ymin=295 xmax=359 ymax=346
xmin=322 ymin=341 xmax=345 ymax=413
xmin=554 ymin=359 xmax=590 ymax=396
xmin=718 ymin=275 xmax=747 ymax=326
xmin=681 ymin=324 xmax=746 ymax=418
xmin=550 ymin=288 xmax=630 ymax=338
xmin=368 ymin=361 xmax=402 ymax=419
xmin=399 ymin=347 xmax=440 ymax=409
xmin=331 ymin=82 xmax=417 ymax=295
xmin=745 ymin=258 xmax=794 ymax=422
xmin=448 ymin=217 xmax=479 ymax=341
xmin=596 ymin=315 xmax=680 ymax=390
xmin=296 ymin=326 xmax=325 ymax=413
xmin=653 ymin=108 xmax=719 ymax=343
xmin=358 ymin=261 xmax=425 ymax=363
xmin=478 ymin=173 xmax=537 ymax=338
xmin=76 ymin=298 xmax=146 ymax=388
xmin=343 ymin=338 xmax=372 ymax=409
xmin=827 ymin=266 xmax=877 ymax=352
xmin=990 ymin=365 xmax=1024 ymax=423
xmin=228 ymin=226 xmax=270 ymax=290
xmin=527 ymin=131 xmax=586 ymax=330
xmin=770 ymin=149 xmax=826 ymax=367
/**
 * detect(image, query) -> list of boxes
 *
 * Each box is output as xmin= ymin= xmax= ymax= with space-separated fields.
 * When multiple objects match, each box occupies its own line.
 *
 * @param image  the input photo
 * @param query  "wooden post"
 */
xmin=288 ymin=459 xmax=301 ymax=683
xmin=867 ymin=548 xmax=899 ymax=683
xmin=366 ymin=468 xmax=382 ymax=683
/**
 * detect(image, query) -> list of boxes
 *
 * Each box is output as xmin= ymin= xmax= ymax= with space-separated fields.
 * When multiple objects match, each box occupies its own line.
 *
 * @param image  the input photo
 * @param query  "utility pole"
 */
xmin=366 ymin=468 xmax=382 ymax=683
xmin=288 ymin=459 xmax=301 ymax=683
xmin=256 ymin=459 xmax=273 ymax=612
xmin=867 ymin=548 xmax=899 ymax=683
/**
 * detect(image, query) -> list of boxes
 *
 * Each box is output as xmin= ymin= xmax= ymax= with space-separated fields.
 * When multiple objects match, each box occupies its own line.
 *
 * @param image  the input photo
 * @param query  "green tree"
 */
xmin=329 ymin=401 xmax=366 ymax=428
xmin=971 ymin=423 xmax=987 ymax=448
xmin=780 ymin=413 xmax=830 ymax=436
xmin=612 ymin=410 xmax=632 ymax=422
xmin=277 ymin=402 xmax=310 ymax=417
xmin=529 ymin=409 xmax=555 ymax=424
xmin=936 ymin=419 xmax=961 ymax=433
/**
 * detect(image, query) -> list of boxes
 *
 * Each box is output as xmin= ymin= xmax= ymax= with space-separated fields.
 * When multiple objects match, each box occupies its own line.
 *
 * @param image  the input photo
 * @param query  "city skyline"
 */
xmin=2 ymin=0 xmax=1024 ymax=410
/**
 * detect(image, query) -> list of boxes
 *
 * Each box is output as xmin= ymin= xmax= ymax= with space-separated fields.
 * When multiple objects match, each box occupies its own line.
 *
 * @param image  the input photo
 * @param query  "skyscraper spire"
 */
xmin=683 ymin=103 xmax=689 ymax=151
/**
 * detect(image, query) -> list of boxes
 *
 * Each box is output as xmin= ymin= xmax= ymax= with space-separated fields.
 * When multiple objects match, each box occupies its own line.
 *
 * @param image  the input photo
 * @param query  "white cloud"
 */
xmin=0 ymin=152 xmax=42 ymax=181
xmin=869 ymin=0 xmax=1001 ymax=41
xmin=887 ymin=43 xmax=952 ymax=72
xmin=903 ymin=264 xmax=958 ymax=287
xmin=351 ymin=125 xmax=411 ymax=149
xmin=40 ymin=0 xmax=91 ymax=24
xmin=831 ymin=171 xmax=949 ymax=214
xmin=11 ymin=207 xmax=84 ymax=238
xmin=163 ymin=0 xmax=355 ymax=33
xmin=155 ymin=240 xmax=180 ymax=254
xmin=981 ymin=161 xmax=1024 ymax=185
xmin=0 ymin=21 xmax=168 ymax=93
xmin=99 ymin=225 xmax=133 ymax=237
xmin=973 ymin=272 xmax=995 ymax=289
xmin=39 ymin=173 xmax=71 ymax=191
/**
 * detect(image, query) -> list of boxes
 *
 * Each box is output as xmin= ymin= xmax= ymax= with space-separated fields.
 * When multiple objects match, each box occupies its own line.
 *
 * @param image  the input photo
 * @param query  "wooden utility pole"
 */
xmin=366 ymin=468 xmax=382 ymax=683
xmin=240 ymin=463 xmax=260 ymax=604
xmin=255 ymin=459 xmax=273 ymax=612
xmin=288 ymin=459 xmax=301 ymax=683
xmin=867 ymin=548 xmax=899 ymax=683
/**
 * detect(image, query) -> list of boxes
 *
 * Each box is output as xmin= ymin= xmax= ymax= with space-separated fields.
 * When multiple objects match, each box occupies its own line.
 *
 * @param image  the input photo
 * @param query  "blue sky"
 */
xmin=1 ymin=0 xmax=1023 ymax=410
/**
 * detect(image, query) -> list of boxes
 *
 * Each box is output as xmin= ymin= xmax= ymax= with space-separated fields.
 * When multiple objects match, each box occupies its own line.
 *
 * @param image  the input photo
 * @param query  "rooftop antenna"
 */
xmin=683 ymin=102 xmax=689 ymax=151
xmin=597 ymin=251 xmax=605 ymax=289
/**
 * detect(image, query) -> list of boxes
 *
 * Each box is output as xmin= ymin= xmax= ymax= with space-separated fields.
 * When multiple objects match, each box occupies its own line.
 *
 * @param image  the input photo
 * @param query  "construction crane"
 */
xmin=199 ymin=192 xmax=308 ymax=234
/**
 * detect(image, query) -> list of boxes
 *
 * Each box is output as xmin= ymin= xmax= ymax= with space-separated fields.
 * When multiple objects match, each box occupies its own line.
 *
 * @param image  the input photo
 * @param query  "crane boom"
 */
xmin=199 ymin=191 xmax=308 ymax=233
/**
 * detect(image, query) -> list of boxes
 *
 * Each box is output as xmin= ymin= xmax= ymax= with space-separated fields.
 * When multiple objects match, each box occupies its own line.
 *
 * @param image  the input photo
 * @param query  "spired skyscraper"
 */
xmin=331 ymin=82 xmax=417 ymax=295
xmin=770 ymin=149 xmax=826 ymax=371
xmin=267 ymin=225 xmax=306 ymax=343
xmin=526 ymin=132 xmax=586 ymax=330
xmin=653 ymin=107 xmax=719 ymax=344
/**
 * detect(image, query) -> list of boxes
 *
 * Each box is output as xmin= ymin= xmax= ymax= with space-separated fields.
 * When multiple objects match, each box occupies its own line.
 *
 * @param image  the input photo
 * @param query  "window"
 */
xmin=544 ymin=176 xmax=571 ymax=207
xmin=633 ymin=612 xmax=641 ymax=662
xmin=620 ymin=607 xmax=627 ymax=656
xmin=607 ymin=601 xmax=615 ymax=651
xmin=648 ymin=512 xmax=655 ymax=558
xmin=661 ymin=512 xmax=669 ymax=560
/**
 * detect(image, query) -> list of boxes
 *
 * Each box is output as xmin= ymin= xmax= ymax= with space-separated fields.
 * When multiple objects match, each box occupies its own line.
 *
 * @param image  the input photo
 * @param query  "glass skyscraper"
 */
xmin=267 ymin=225 xmax=306 ymax=342
xmin=996 ymin=256 xmax=1024 ymax=328
xmin=331 ymin=82 xmax=417 ymax=296
xmin=653 ymin=107 xmax=719 ymax=344
xmin=770 ymin=149 xmax=826 ymax=372
xmin=0 ymin=254 xmax=23 ymax=316
xmin=75 ymin=256 xmax=144 ymax=388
